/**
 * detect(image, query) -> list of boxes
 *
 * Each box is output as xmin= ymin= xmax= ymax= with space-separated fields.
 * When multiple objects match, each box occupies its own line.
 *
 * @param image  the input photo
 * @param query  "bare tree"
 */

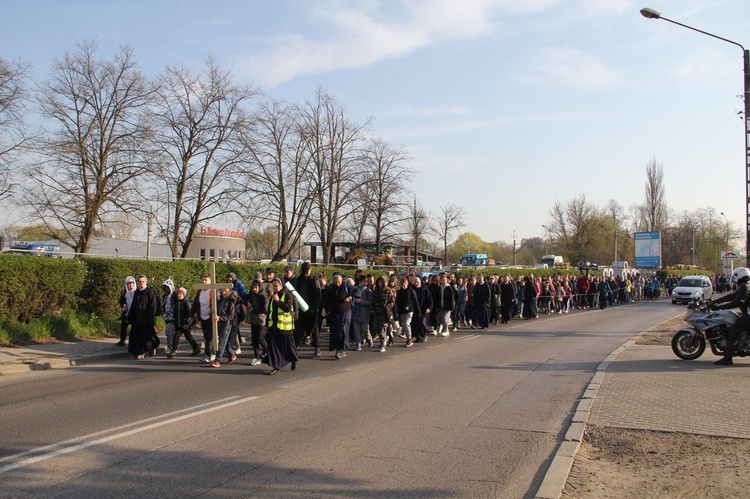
xmin=643 ymin=157 xmax=668 ymax=231
xmin=358 ymin=138 xmax=412 ymax=252
xmin=24 ymin=42 xmax=152 ymax=254
xmin=434 ymin=203 xmax=466 ymax=263
xmin=239 ymin=99 xmax=314 ymax=261
xmin=0 ymin=57 xmax=30 ymax=202
xmin=300 ymin=88 xmax=368 ymax=264
xmin=547 ymin=195 xmax=604 ymax=263
xmin=148 ymin=59 xmax=257 ymax=258
xmin=605 ymin=199 xmax=628 ymax=262
xmin=405 ymin=197 xmax=430 ymax=265
xmin=342 ymin=179 xmax=374 ymax=245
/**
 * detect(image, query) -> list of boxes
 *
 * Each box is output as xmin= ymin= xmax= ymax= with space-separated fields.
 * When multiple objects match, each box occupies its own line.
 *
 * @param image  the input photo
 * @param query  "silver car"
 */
xmin=671 ymin=275 xmax=713 ymax=304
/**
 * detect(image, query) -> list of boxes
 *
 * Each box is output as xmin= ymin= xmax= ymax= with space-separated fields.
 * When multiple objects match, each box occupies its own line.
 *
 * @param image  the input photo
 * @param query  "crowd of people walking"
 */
xmin=117 ymin=266 xmax=684 ymax=374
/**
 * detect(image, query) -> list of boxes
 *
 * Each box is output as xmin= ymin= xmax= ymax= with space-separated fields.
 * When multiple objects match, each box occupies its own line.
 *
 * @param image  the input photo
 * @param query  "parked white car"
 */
xmin=671 ymin=275 xmax=713 ymax=304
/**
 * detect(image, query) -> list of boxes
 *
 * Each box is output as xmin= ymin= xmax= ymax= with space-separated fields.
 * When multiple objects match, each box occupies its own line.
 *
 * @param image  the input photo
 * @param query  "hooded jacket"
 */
xmin=161 ymin=278 xmax=176 ymax=322
xmin=119 ymin=276 xmax=136 ymax=318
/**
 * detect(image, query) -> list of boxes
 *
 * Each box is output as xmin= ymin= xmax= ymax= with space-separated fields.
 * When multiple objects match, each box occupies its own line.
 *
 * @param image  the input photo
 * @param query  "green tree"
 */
xmin=448 ymin=232 xmax=487 ymax=264
xmin=244 ymin=226 xmax=277 ymax=261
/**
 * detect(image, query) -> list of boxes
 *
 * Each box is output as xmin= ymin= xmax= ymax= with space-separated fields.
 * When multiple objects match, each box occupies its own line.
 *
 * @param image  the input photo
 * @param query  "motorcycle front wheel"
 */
xmin=671 ymin=330 xmax=706 ymax=360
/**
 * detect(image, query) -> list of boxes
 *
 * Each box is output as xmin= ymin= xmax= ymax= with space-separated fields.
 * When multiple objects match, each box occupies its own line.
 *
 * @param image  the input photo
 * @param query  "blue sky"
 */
xmin=3 ymin=0 xmax=750 ymax=246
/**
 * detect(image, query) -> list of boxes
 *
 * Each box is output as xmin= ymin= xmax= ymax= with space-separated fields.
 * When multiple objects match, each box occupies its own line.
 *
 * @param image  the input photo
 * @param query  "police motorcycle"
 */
xmin=672 ymin=297 xmax=750 ymax=360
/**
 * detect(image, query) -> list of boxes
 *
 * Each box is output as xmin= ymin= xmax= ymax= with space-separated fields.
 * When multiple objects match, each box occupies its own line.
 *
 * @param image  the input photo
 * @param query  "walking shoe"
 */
xmin=200 ymin=355 xmax=211 ymax=363
xmin=355 ymin=343 xmax=362 ymax=351
xmin=210 ymin=359 xmax=221 ymax=368
xmin=235 ymin=347 xmax=241 ymax=355
xmin=164 ymin=348 xmax=172 ymax=356
xmin=451 ymin=327 xmax=458 ymax=332
xmin=314 ymin=347 xmax=321 ymax=356
xmin=228 ymin=356 xmax=237 ymax=365
xmin=267 ymin=368 xmax=279 ymax=375
xmin=366 ymin=338 xmax=374 ymax=348
xmin=304 ymin=336 xmax=312 ymax=345
xmin=250 ymin=357 xmax=262 ymax=366
xmin=714 ymin=357 xmax=733 ymax=366
xmin=378 ymin=346 xmax=386 ymax=353
xmin=291 ymin=361 xmax=297 ymax=371
xmin=398 ymin=333 xmax=406 ymax=338
xmin=166 ymin=352 xmax=175 ymax=359
xmin=335 ymin=350 xmax=343 ymax=359
xmin=405 ymin=339 xmax=414 ymax=347
xmin=440 ymin=331 xmax=450 ymax=337
xmin=115 ymin=340 xmax=126 ymax=347
xmin=135 ymin=354 xmax=145 ymax=360
xmin=191 ymin=348 xmax=201 ymax=356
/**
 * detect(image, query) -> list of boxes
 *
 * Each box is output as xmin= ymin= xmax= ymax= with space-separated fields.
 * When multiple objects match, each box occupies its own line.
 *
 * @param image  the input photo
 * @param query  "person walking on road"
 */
xmin=191 ymin=274 xmax=216 ymax=364
xmin=127 ymin=275 xmax=160 ymax=359
xmin=264 ymin=277 xmax=299 ymax=374
xmin=324 ymin=273 xmax=352 ymax=359
xmin=116 ymin=276 xmax=136 ymax=347
xmin=247 ymin=280 xmax=269 ymax=366
xmin=211 ymin=287 xmax=237 ymax=368
xmin=170 ymin=287 xmax=200 ymax=358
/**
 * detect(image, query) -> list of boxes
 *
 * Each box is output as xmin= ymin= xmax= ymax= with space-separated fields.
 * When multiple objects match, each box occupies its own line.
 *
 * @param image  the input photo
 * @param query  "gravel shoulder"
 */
xmin=562 ymin=314 xmax=750 ymax=498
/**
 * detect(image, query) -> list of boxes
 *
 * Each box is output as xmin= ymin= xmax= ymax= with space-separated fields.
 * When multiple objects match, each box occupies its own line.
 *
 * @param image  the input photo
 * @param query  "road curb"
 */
xmin=533 ymin=314 xmax=681 ymax=499
xmin=0 ymin=351 xmax=127 ymax=376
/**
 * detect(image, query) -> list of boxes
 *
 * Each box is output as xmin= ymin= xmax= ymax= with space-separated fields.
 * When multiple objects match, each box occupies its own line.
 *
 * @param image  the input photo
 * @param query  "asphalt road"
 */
xmin=0 ymin=300 xmax=680 ymax=498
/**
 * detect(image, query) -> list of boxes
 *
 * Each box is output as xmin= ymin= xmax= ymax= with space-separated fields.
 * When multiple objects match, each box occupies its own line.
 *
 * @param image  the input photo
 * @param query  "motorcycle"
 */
xmin=672 ymin=298 xmax=750 ymax=360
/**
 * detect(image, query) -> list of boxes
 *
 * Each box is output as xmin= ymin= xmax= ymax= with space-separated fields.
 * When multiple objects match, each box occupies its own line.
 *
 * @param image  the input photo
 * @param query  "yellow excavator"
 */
xmin=344 ymin=247 xmax=395 ymax=266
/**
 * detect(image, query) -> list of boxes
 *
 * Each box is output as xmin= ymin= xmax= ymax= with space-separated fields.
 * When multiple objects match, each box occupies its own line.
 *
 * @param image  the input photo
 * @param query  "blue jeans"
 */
xmin=215 ymin=321 xmax=235 ymax=361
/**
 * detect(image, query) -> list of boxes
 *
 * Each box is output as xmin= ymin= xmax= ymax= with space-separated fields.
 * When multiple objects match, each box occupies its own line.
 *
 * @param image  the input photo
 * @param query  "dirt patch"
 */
xmin=562 ymin=426 xmax=750 ymax=498
xmin=562 ymin=312 xmax=750 ymax=497
xmin=635 ymin=314 xmax=684 ymax=346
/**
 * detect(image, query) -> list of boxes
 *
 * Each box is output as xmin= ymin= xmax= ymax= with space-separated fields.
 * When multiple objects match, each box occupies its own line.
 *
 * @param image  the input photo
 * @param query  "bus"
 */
xmin=7 ymin=241 xmax=62 ymax=258
xmin=460 ymin=253 xmax=490 ymax=267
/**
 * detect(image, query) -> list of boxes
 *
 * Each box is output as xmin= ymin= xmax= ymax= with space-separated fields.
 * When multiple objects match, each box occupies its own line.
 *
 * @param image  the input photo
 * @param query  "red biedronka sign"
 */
xmin=199 ymin=226 xmax=245 ymax=238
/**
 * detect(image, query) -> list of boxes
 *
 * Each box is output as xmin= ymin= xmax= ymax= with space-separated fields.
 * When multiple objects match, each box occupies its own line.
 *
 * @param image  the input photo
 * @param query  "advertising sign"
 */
xmin=634 ymin=231 xmax=661 ymax=268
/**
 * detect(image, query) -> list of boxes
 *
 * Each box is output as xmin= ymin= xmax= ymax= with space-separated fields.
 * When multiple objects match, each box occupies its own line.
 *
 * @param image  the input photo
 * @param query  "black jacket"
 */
xmin=127 ymin=286 xmax=158 ymax=326
xmin=714 ymin=279 xmax=750 ymax=314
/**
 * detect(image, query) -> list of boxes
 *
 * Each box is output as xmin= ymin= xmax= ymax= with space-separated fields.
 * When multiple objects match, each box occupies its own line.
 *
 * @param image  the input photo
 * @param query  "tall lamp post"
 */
xmin=640 ymin=7 xmax=750 ymax=267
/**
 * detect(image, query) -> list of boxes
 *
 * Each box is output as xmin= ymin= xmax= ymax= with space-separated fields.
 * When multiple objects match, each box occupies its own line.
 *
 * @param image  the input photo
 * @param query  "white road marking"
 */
xmin=0 ymin=395 xmax=258 ymax=474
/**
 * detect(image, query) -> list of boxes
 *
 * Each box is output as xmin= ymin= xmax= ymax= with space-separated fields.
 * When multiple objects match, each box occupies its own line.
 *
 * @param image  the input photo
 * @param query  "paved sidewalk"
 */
xmin=535 ymin=326 xmax=750 ymax=498
xmin=0 ymin=336 xmax=144 ymax=376
xmin=589 ymin=344 xmax=750 ymax=439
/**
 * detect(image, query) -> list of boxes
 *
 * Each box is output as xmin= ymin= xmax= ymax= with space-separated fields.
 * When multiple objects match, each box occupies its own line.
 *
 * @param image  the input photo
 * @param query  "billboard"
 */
xmin=634 ymin=231 xmax=661 ymax=268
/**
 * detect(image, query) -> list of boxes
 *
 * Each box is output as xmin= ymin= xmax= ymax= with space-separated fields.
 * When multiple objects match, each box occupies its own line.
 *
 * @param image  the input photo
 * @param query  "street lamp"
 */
xmin=640 ymin=7 xmax=750 ymax=267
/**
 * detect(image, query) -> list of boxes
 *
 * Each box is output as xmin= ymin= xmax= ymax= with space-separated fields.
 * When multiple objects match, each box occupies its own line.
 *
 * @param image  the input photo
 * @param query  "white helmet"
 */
xmin=733 ymin=267 xmax=750 ymax=282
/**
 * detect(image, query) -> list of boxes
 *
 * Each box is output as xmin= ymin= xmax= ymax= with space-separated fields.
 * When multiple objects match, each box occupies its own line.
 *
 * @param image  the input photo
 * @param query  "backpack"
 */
xmin=236 ymin=301 xmax=247 ymax=322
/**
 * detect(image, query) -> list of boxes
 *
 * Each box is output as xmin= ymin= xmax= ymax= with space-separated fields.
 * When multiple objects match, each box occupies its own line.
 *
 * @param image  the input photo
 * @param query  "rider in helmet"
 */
xmin=710 ymin=266 xmax=750 ymax=365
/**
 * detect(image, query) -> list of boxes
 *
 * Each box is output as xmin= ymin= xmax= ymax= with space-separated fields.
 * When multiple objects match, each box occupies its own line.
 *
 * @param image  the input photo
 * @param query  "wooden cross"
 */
xmin=193 ymin=262 xmax=233 ymax=351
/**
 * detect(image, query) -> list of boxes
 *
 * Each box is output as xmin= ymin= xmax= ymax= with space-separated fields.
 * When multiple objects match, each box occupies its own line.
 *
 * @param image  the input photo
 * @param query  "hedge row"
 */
xmin=0 ymin=254 xmax=708 ymax=326
xmin=0 ymin=255 xmax=87 ymax=323
xmin=0 ymin=255 xmax=386 ymax=324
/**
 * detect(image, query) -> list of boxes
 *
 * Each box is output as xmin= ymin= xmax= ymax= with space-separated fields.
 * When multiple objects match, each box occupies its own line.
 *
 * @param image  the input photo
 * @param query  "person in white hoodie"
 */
xmin=116 ymin=276 xmax=136 ymax=346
